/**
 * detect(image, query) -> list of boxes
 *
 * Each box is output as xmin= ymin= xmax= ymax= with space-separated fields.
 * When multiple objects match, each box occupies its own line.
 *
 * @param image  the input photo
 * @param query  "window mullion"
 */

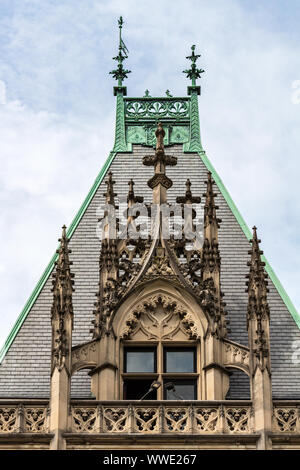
xmin=157 ymin=342 xmax=163 ymax=400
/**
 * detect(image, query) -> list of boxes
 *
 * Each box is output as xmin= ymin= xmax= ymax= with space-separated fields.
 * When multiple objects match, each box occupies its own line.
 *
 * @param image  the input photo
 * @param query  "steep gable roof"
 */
xmin=1 ymin=51 xmax=299 ymax=398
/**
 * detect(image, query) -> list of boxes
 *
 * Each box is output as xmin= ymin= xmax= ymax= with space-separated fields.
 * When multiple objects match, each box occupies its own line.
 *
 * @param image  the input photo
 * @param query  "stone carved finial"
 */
xmin=155 ymin=122 xmax=165 ymax=155
xmin=246 ymin=226 xmax=269 ymax=319
xmin=127 ymin=178 xmax=143 ymax=205
xmin=246 ymin=226 xmax=270 ymax=372
xmin=203 ymin=172 xmax=221 ymax=230
xmin=104 ymin=171 xmax=117 ymax=206
xmin=200 ymin=172 xmax=228 ymax=339
xmin=176 ymin=179 xmax=201 ymax=205
xmin=143 ymin=122 xmax=177 ymax=195
xmin=92 ymin=173 xmax=146 ymax=339
xmin=51 ymin=225 xmax=74 ymax=373
xmin=202 ymin=172 xmax=221 ymax=272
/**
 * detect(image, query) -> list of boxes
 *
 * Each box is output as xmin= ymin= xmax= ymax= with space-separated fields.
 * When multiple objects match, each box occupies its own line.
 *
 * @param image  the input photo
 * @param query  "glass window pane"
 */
xmin=164 ymin=380 xmax=196 ymax=400
xmin=165 ymin=349 xmax=195 ymax=373
xmin=125 ymin=348 xmax=156 ymax=372
xmin=124 ymin=379 xmax=157 ymax=400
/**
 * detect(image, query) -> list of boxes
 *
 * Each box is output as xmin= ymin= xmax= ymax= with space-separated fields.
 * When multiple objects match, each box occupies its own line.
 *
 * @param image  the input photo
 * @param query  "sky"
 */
xmin=0 ymin=0 xmax=300 ymax=348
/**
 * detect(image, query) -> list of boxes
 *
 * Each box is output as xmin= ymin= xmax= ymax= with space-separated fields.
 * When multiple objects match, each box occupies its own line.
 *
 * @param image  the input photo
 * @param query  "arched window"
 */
xmin=118 ymin=292 xmax=202 ymax=400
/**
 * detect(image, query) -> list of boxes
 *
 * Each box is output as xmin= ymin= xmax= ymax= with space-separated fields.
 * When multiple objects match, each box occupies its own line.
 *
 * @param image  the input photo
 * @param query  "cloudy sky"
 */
xmin=0 ymin=0 xmax=300 ymax=348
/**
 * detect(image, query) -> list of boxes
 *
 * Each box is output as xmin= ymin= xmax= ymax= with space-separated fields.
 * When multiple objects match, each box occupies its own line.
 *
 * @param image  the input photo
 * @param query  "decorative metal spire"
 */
xmin=183 ymin=45 xmax=205 ymax=86
xmin=109 ymin=16 xmax=131 ymax=87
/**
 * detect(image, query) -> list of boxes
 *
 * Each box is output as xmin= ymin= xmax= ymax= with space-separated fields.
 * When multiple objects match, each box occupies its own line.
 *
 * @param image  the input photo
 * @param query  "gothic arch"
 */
xmin=71 ymin=340 xmax=98 ymax=375
xmin=113 ymin=280 xmax=207 ymax=341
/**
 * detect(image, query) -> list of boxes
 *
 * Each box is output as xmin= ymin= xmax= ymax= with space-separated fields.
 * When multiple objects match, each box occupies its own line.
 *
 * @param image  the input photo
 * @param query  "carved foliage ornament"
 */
xmin=120 ymin=293 xmax=200 ymax=340
xmin=125 ymin=99 xmax=189 ymax=120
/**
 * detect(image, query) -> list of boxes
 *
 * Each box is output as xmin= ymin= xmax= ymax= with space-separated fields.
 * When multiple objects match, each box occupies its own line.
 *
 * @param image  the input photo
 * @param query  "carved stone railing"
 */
xmin=0 ymin=400 xmax=49 ymax=433
xmin=273 ymin=402 xmax=300 ymax=433
xmin=70 ymin=401 xmax=253 ymax=435
xmin=2 ymin=400 xmax=300 ymax=437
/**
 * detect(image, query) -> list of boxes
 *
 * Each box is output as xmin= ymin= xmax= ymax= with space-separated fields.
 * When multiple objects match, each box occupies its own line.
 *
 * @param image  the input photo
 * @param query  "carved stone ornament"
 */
xmin=0 ymin=407 xmax=18 ymax=433
xmin=25 ymin=407 xmax=48 ymax=433
xmin=223 ymin=340 xmax=250 ymax=374
xmin=273 ymin=407 xmax=299 ymax=433
xmin=225 ymin=407 xmax=251 ymax=433
xmin=195 ymin=407 xmax=220 ymax=432
xmin=72 ymin=407 xmax=97 ymax=433
xmin=120 ymin=293 xmax=200 ymax=340
xmin=51 ymin=225 xmax=74 ymax=373
xmin=103 ymin=407 xmax=128 ymax=433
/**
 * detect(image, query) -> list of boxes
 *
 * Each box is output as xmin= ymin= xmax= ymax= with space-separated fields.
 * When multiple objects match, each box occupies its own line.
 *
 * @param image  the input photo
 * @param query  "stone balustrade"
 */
xmin=1 ymin=400 xmax=300 ymax=437
xmin=70 ymin=400 xmax=253 ymax=435
xmin=0 ymin=400 xmax=49 ymax=433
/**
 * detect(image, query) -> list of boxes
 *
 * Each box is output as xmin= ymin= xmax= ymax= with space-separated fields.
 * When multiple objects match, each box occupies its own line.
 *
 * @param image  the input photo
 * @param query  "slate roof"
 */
xmin=0 ymin=144 xmax=299 ymax=399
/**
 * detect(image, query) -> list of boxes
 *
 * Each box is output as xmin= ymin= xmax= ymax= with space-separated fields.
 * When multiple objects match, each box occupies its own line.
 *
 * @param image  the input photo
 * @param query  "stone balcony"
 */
xmin=70 ymin=400 xmax=253 ymax=434
xmin=0 ymin=400 xmax=300 ymax=449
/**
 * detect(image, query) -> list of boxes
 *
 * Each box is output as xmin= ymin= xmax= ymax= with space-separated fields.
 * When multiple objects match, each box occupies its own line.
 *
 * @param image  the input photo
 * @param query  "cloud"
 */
xmin=0 ymin=0 xmax=300 ymax=347
xmin=0 ymin=80 xmax=6 ymax=104
xmin=0 ymin=85 xmax=114 ymax=345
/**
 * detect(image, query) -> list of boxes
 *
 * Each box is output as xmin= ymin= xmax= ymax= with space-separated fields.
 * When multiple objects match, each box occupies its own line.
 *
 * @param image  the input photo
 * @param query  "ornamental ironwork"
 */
xmin=124 ymin=98 xmax=190 ymax=120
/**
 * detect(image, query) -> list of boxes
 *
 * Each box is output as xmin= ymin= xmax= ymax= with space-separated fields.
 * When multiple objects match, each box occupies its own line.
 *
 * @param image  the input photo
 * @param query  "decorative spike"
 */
xmin=127 ymin=179 xmax=143 ymax=205
xmin=200 ymin=172 xmax=228 ymax=338
xmin=183 ymin=45 xmax=205 ymax=86
xmin=109 ymin=16 xmax=131 ymax=87
xmin=103 ymin=171 xmax=117 ymax=205
xmin=176 ymin=179 xmax=201 ymax=204
xmin=246 ymin=226 xmax=271 ymax=373
xmin=51 ymin=225 xmax=74 ymax=373
xmin=203 ymin=172 xmax=221 ymax=229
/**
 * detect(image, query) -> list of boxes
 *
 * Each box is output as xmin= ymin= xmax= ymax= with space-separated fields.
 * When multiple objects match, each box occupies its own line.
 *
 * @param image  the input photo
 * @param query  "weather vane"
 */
xmin=109 ymin=16 xmax=131 ymax=86
xmin=183 ymin=45 xmax=204 ymax=86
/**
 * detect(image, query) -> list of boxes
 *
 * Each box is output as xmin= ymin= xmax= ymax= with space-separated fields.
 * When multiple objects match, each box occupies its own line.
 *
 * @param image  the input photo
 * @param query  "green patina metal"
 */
xmin=111 ymin=44 xmax=205 ymax=151
xmin=124 ymin=96 xmax=191 ymax=147
xmin=1 ymin=41 xmax=299 ymax=364
xmin=110 ymin=17 xmax=131 ymax=153
xmin=183 ymin=45 xmax=205 ymax=86
xmin=183 ymin=45 xmax=204 ymax=152
xmin=109 ymin=17 xmax=131 ymax=87
xmin=113 ymin=91 xmax=129 ymax=152
xmin=184 ymin=87 xmax=203 ymax=152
